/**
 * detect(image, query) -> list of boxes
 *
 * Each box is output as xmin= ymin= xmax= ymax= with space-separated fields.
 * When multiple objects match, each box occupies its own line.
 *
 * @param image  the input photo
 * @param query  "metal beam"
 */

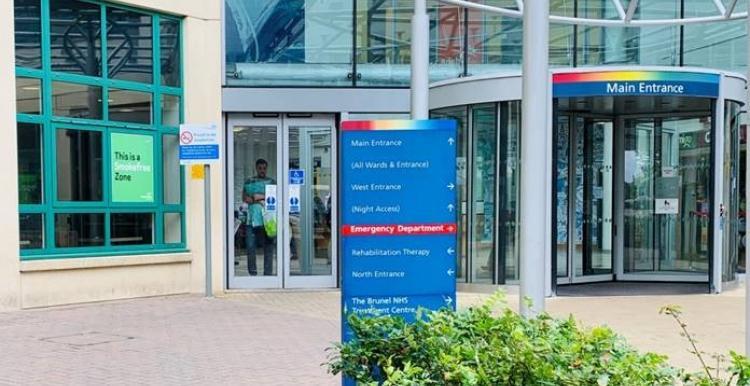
xmin=726 ymin=0 xmax=739 ymax=17
xmin=713 ymin=0 xmax=727 ymax=17
xmin=624 ymin=0 xmax=639 ymax=23
xmin=611 ymin=0 xmax=627 ymax=21
xmin=437 ymin=0 xmax=748 ymax=27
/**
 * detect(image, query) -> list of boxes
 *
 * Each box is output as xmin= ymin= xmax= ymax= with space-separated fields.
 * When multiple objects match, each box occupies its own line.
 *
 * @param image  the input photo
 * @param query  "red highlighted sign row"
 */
xmin=341 ymin=223 xmax=457 ymax=236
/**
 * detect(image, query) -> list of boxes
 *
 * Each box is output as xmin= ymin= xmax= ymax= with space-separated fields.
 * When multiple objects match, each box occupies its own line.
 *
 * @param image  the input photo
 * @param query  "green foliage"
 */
xmin=327 ymin=292 xmax=680 ymax=385
xmin=660 ymin=305 xmax=750 ymax=386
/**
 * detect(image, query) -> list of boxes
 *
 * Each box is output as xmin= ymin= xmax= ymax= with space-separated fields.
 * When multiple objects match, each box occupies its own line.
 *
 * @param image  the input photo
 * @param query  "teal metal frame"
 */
xmin=15 ymin=0 xmax=186 ymax=260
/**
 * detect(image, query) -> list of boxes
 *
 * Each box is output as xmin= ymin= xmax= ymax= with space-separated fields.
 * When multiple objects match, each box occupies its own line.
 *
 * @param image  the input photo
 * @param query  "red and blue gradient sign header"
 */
xmin=341 ymin=119 xmax=457 ymax=131
xmin=553 ymin=70 xmax=720 ymax=98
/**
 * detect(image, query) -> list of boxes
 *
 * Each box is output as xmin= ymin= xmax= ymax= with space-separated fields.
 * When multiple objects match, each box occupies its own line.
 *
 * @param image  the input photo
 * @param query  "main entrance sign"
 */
xmin=553 ymin=71 xmax=720 ymax=98
xmin=340 ymin=119 xmax=457 ymax=344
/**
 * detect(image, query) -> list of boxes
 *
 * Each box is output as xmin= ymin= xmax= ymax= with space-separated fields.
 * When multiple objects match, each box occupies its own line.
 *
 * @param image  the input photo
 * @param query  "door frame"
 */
xmin=225 ymin=114 xmax=338 ymax=289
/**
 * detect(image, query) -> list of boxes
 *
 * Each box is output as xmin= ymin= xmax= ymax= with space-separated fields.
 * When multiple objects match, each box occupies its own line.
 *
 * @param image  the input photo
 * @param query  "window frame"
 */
xmin=15 ymin=0 xmax=185 ymax=260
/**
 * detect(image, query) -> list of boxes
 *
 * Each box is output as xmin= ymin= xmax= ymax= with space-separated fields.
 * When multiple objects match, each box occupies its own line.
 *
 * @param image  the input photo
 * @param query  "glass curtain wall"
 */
xmin=224 ymin=1 xmax=748 ymax=87
xmin=431 ymin=101 xmax=520 ymax=284
xmin=430 ymin=107 xmax=469 ymax=281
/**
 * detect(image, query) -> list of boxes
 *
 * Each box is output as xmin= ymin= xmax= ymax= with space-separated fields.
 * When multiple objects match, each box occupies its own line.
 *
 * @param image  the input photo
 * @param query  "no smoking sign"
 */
xmin=179 ymin=124 xmax=220 ymax=165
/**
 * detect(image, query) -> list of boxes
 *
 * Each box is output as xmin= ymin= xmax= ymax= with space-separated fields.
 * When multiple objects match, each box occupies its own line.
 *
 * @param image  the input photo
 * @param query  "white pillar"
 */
xmin=411 ymin=0 xmax=429 ymax=119
xmin=520 ymin=0 xmax=549 ymax=317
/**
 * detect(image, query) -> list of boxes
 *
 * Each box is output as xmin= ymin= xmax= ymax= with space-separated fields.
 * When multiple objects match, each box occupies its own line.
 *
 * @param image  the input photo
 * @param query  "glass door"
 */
xmin=556 ymin=115 xmax=614 ymax=284
xmin=227 ymin=115 xmax=337 ymax=289
xmin=621 ymin=116 xmax=711 ymax=280
xmin=284 ymin=117 xmax=337 ymax=288
xmin=228 ymin=116 xmax=283 ymax=289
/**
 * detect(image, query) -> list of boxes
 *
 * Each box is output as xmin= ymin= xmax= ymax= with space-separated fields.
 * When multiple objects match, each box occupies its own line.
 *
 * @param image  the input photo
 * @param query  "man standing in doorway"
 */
xmin=243 ymin=159 xmax=276 ymax=275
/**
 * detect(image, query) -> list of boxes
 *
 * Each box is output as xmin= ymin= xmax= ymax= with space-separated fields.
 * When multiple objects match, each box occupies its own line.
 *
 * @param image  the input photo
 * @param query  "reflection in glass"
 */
xmin=14 ymin=0 xmax=42 ymax=68
xmin=556 ymin=115 xmax=570 ymax=278
xmin=289 ymin=127 xmax=333 ymax=276
xmin=164 ymin=213 xmax=182 ymax=244
xmin=580 ymin=120 xmax=613 ymax=275
xmin=224 ymin=0 xmax=353 ymax=86
xmin=162 ymin=135 xmax=181 ymax=205
xmin=56 ymin=129 xmax=103 ymax=201
xmin=107 ymin=8 xmax=153 ymax=83
xmin=499 ymin=101 xmax=521 ymax=282
xmin=111 ymin=213 xmax=154 ymax=246
xmin=683 ymin=19 xmax=746 ymax=71
xmin=50 ymin=0 xmax=102 ymax=76
xmin=470 ymin=104 xmax=496 ymax=283
xmin=16 ymin=77 xmax=41 ymax=115
xmin=55 ymin=213 xmax=105 ymax=247
xmin=623 ymin=115 xmax=712 ymax=275
xmin=161 ymin=94 xmax=180 ymax=127
xmin=52 ymin=82 xmax=103 ymax=120
xmin=233 ymin=126 xmax=278 ymax=277
xmin=18 ymin=123 xmax=43 ymax=204
xmin=355 ymin=0 xmax=462 ymax=86
xmin=160 ymin=18 xmax=181 ymax=87
xmin=722 ymin=101 xmax=742 ymax=281
xmin=466 ymin=3 xmax=522 ymax=76
xmin=431 ymin=106 xmax=468 ymax=282
xmin=109 ymin=88 xmax=152 ymax=124
xmin=20 ymin=213 xmax=43 ymax=249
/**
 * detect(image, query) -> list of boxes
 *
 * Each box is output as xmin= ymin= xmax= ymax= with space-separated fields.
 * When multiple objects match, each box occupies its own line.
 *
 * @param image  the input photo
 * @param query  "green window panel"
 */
xmin=14 ymin=0 xmax=185 ymax=260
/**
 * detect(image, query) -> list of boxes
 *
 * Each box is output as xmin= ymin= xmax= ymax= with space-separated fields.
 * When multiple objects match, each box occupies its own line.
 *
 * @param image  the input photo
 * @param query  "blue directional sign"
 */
xmin=340 ymin=119 xmax=457 ymax=382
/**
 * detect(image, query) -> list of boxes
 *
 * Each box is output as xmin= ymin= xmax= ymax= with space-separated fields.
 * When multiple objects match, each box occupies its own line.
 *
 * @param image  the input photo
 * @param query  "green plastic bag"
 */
xmin=263 ymin=209 xmax=277 ymax=238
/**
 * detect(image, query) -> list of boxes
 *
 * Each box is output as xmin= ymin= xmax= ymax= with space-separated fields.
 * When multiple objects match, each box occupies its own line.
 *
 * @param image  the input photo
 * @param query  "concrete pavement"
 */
xmin=0 ymin=286 xmax=744 ymax=385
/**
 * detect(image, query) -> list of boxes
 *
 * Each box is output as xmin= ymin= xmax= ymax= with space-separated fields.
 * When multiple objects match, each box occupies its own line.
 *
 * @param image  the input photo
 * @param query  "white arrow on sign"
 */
xmin=447 ymin=269 xmax=455 ymax=276
xmin=447 ymin=137 xmax=455 ymax=145
xmin=447 ymin=204 xmax=454 ymax=212
xmin=443 ymin=296 xmax=453 ymax=306
xmin=447 ymin=182 xmax=455 ymax=190
xmin=446 ymin=247 xmax=455 ymax=255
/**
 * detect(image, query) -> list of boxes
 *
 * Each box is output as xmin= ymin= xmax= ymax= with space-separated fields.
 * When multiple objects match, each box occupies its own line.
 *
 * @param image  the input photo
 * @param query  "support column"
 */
xmin=411 ymin=0 xmax=429 ymax=119
xmin=520 ymin=0 xmax=549 ymax=317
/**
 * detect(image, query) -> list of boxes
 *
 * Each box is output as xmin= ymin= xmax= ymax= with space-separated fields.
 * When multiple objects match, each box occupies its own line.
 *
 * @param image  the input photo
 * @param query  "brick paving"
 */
xmin=0 ymin=285 xmax=745 ymax=385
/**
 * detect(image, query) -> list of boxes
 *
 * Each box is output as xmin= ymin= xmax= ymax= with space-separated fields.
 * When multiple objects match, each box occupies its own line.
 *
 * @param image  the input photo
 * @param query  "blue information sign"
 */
xmin=289 ymin=169 xmax=305 ymax=185
xmin=340 ymin=119 xmax=457 ymax=381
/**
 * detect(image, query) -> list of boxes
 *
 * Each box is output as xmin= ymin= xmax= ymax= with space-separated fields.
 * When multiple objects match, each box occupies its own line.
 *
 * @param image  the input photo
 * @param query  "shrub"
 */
xmin=327 ymin=293 xmax=680 ymax=385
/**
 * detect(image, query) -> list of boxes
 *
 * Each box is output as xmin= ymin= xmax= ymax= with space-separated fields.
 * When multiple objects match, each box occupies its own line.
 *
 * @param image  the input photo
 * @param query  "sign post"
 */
xmin=340 ymin=119 xmax=457 ymax=383
xmin=179 ymin=124 xmax=220 ymax=297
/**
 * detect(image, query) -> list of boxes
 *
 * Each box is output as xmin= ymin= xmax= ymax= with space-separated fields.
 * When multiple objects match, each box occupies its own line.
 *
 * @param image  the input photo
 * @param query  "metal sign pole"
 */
xmin=204 ymin=164 xmax=213 ymax=297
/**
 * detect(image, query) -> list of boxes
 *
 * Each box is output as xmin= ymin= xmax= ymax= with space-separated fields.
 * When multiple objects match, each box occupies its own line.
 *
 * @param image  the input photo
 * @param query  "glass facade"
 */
xmin=14 ymin=0 xmax=185 ymax=259
xmin=432 ymin=101 xmax=521 ymax=284
xmin=225 ymin=0 xmax=748 ymax=87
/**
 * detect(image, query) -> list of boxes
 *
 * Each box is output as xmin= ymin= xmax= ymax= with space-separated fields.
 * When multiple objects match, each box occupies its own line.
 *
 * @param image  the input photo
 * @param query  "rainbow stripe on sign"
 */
xmin=341 ymin=119 xmax=456 ymax=131
xmin=552 ymin=70 xmax=720 ymax=98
